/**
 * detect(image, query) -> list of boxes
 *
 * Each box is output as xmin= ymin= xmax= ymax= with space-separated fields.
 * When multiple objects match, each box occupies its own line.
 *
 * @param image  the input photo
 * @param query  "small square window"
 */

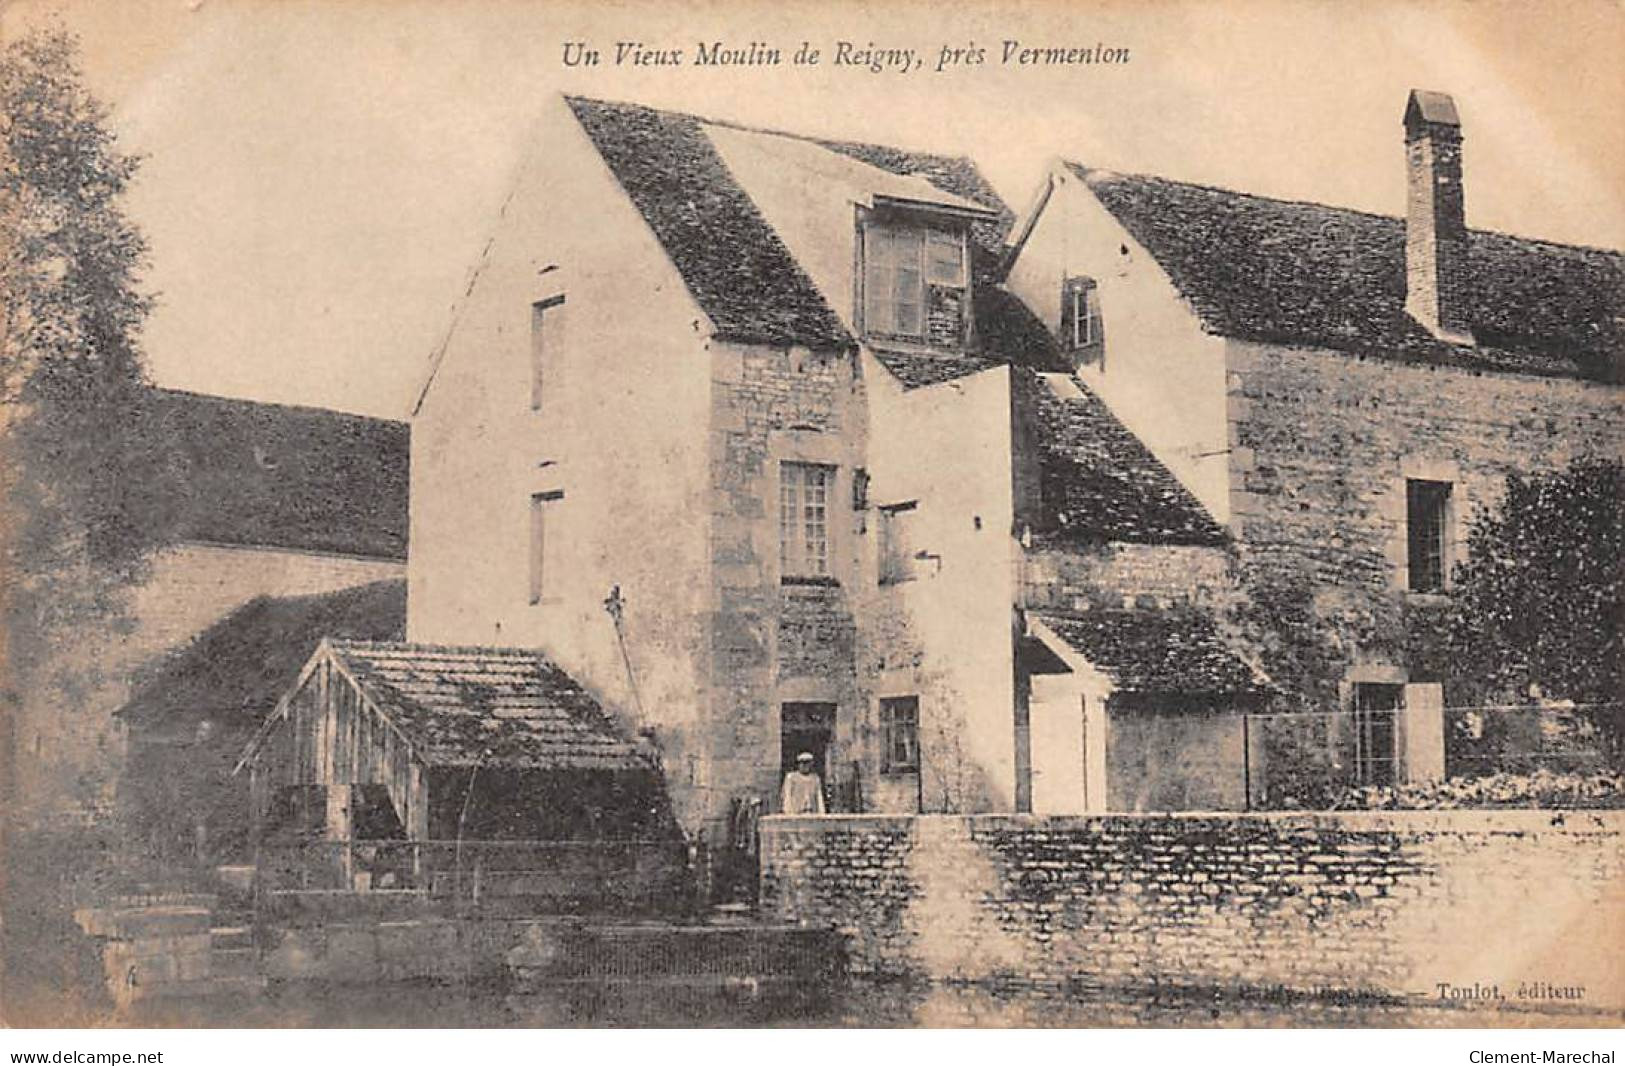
xmin=880 ymin=696 xmax=920 ymax=774
xmin=1406 ymin=479 xmax=1452 ymax=593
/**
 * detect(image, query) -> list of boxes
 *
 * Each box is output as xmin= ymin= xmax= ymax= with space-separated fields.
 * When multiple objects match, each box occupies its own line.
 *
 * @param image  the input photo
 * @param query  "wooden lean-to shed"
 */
xmin=237 ymin=640 xmax=671 ymax=848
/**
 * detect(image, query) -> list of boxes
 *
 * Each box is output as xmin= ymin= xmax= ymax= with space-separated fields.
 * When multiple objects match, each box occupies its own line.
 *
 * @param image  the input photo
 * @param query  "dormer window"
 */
xmin=861 ymin=219 xmax=968 ymax=350
xmin=1061 ymin=276 xmax=1103 ymax=367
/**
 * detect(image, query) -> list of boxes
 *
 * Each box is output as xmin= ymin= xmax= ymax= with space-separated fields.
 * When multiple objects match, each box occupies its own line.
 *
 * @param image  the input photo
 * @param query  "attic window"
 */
xmin=862 ymin=220 xmax=968 ymax=350
xmin=1061 ymin=276 xmax=1103 ymax=364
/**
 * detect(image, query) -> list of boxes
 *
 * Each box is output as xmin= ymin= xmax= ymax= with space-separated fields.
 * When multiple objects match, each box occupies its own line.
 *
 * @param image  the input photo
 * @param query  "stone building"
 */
xmin=408 ymin=94 xmax=1275 ymax=841
xmin=1002 ymin=90 xmax=1624 ymax=794
xmin=10 ymin=387 xmax=409 ymax=828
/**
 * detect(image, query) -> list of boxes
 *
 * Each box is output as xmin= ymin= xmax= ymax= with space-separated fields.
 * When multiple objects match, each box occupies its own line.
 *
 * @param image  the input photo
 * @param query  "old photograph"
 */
xmin=1 ymin=0 xmax=1621 ymax=1034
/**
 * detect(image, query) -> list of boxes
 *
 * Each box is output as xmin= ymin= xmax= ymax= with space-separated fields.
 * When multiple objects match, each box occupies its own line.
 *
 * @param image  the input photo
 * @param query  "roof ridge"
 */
xmin=1062 ymin=159 xmax=1624 ymax=258
xmin=328 ymin=638 xmax=555 ymax=658
xmin=146 ymin=385 xmax=407 ymax=425
xmin=564 ymin=93 xmax=982 ymax=177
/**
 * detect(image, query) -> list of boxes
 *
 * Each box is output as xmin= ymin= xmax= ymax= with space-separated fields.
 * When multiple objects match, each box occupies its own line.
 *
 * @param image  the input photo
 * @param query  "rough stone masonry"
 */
xmin=760 ymin=811 xmax=1625 ymax=1012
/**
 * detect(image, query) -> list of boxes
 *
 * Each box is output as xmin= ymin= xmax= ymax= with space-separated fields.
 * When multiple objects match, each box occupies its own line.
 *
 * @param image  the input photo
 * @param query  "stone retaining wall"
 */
xmin=759 ymin=811 xmax=1625 ymax=1011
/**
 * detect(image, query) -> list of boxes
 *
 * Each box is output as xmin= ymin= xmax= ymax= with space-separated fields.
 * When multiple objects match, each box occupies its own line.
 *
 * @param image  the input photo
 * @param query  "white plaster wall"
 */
xmin=863 ymin=357 xmax=1019 ymax=810
xmin=129 ymin=543 xmax=404 ymax=659
xmin=1004 ymin=170 xmax=1232 ymax=523
xmin=409 ymin=95 xmax=714 ymax=755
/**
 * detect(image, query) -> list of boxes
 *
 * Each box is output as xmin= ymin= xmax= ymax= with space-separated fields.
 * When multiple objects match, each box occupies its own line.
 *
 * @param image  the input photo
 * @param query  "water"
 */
xmin=125 ymin=977 xmax=1617 ymax=1028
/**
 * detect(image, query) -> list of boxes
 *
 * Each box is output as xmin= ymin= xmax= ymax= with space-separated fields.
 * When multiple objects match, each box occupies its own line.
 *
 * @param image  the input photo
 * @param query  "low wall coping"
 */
xmin=761 ymin=809 xmax=1624 ymax=836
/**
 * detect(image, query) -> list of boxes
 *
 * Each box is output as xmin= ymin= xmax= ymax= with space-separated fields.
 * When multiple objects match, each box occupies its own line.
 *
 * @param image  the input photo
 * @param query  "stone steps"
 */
xmin=210 ymin=925 xmax=253 ymax=951
xmin=77 ymin=890 xmax=271 ymax=1008
xmin=130 ymin=974 xmax=268 ymax=1002
xmin=209 ymin=947 xmax=259 ymax=979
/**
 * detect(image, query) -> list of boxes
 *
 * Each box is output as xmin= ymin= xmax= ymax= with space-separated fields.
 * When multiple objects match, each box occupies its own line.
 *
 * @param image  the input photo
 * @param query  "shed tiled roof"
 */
xmin=811 ymin=136 xmax=1013 ymax=279
xmin=566 ymin=96 xmax=1068 ymax=388
xmin=1022 ymin=369 xmax=1226 ymax=546
xmin=1066 ymin=163 xmax=1625 ymax=383
xmin=329 ymin=641 xmax=650 ymax=773
xmin=141 ymin=388 xmax=409 ymax=559
xmin=1035 ymin=609 xmax=1268 ymax=695
xmin=119 ymin=580 xmax=406 ymax=733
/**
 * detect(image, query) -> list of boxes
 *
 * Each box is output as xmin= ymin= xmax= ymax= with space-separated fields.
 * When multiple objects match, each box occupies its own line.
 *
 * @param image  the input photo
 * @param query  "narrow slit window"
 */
xmin=530 ymin=295 xmax=565 ymax=412
xmin=529 ymin=490 xmax=563 ymax=604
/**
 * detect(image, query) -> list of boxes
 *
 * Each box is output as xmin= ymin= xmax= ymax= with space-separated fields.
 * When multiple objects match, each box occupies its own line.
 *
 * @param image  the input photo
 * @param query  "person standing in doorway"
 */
xmin=780 ymin=752 xmax=826 ymax=814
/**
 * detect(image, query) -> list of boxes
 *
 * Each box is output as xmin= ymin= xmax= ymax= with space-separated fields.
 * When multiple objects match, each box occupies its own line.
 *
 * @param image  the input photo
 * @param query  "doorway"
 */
xmin=1353 ymin=683 xmax=1403 ymax=786
xmin=780 ymin=702 xmax=835 ymax=806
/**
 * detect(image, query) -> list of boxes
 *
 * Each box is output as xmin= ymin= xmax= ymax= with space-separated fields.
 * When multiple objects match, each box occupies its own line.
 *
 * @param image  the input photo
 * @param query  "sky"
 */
xmin=3 ymin=0 xmax=1622 ymax=419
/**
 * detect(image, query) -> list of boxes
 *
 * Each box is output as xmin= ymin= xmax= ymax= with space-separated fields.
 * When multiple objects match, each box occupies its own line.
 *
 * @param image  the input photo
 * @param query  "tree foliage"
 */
xmin=2 ymin=28 xmax=172 ymax=698
xmin=1445 ymin=457 xmax=1623 ymax=761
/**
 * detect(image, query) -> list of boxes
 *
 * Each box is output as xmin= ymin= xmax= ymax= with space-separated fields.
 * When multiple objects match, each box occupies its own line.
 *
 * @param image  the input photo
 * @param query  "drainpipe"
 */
xmin=1242 ymin=713 xmax=1252 ymax=812
xmin=453 ymin=748 xmax=491 ymax=906
xmin=604 ymin=585 xmax=647 ymax=720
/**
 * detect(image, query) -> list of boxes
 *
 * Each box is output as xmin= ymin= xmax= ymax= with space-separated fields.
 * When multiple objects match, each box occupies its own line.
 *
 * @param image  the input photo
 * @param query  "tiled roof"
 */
xmin=141 ymin=388 xmax=409 ymax=559
xmin=566 ymin=96 xmax=850 ymax=349
xmin=118 ymin=580 xmax=407 ymax=732
xmin=329 ymin=641 xmax=651 ymax=773
xmin=1035 ymin=608 xmax=1268 ymax=695
xmin=873 ymin=278 xmax=1072 ymax=390
xmin=872 ymin=351 xmax=1002 ymax=389
xmin=566 ymin=96 xmax=1068 ymax=388
xmin=1067 ymin=163 xmax=1624 ymax=383
xmin=1022 ymin=369 xmax=1227 ymax=546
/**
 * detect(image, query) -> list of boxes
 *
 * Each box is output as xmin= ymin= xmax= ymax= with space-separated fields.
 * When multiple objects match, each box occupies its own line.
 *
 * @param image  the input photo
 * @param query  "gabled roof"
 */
xmin=119 ymin=579 xmax=407 ymax=732
xmin=565 ymin=96 xmax=1068 ymax=388
xmin=1034 ymin=608 xmax=1269 ymax=695
xmin=1022 ymin=370 xmax=1226 ymax=546
xmin=325 ymin=641 xmax=651 ymax=773
xmin=141 ymin=387 xmax=410 ymax=559
xmin=1062 ymin=163 xmax=1624 ymax=383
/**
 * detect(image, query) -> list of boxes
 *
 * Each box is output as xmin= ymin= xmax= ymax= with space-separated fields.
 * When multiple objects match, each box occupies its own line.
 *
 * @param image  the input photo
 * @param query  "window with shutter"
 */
xmin=862 ymin=221 xmax=968 ymax=349
xmin=878 ymin=501 xmax=918 ymax=585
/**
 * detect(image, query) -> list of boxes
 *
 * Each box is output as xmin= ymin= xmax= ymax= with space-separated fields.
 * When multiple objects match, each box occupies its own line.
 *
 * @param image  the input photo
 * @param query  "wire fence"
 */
xmin=253 ymin=837 xmax=690 ymax=914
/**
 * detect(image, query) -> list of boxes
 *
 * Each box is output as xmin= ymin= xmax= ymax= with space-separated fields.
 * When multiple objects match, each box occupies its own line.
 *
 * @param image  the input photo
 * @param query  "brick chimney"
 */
xmin=1404 ymin=90 xmax=1474 ymax=344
